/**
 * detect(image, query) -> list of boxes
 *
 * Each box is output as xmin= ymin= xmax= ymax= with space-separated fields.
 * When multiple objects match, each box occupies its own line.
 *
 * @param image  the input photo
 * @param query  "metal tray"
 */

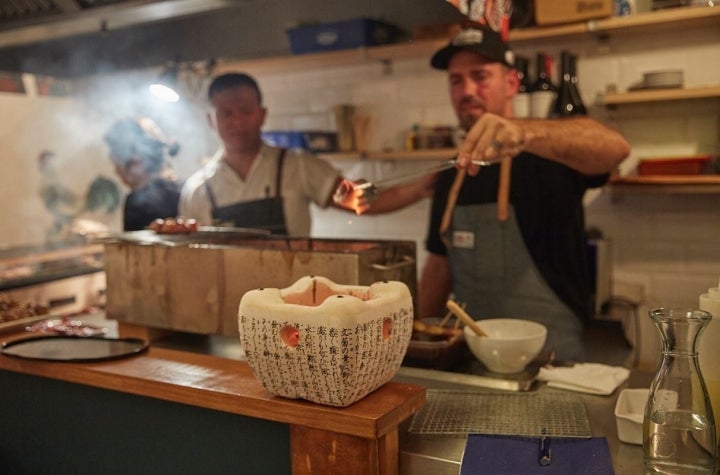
xmin=408 ymin=388 xmax=591 ymax=438
xmin=1 ymin=335 xmax=148 ymax=362
xmin=95 ymin=227 xmax=271 ymax=247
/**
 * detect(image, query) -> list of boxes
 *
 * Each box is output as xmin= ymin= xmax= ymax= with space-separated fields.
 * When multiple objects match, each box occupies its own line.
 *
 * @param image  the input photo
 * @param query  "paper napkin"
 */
xmin=536 ymin=363 xmax=630 ymax=396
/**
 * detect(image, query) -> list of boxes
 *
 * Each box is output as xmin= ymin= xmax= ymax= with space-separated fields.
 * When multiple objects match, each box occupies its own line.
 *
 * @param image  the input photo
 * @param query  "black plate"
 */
xmin=1 ymin=335 xmax=148 ymax=362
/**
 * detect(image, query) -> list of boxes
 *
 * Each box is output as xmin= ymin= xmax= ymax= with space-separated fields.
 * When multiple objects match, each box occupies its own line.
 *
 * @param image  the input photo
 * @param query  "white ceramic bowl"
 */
xmin=463 ymin=318 xmax=547 ymax=374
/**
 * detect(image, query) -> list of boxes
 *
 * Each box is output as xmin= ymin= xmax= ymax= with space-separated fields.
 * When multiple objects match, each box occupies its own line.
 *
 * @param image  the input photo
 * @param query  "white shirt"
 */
xmin=179 ymin=143 xmax=340 ymax=236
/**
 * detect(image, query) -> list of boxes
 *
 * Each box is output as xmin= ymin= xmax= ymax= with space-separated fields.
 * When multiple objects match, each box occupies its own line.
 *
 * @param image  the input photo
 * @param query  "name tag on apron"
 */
xmin=452 ymin=230 xmax=475 ymax=249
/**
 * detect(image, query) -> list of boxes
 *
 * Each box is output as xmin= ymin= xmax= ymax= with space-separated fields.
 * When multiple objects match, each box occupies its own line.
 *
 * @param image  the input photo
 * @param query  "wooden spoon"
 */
xmin=446 ymin=300 xmax=487 ymax=337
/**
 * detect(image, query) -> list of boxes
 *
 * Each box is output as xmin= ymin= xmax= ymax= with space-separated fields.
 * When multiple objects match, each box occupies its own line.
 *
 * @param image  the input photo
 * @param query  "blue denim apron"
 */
xmin=205 ymin=148 xmax=288 ymax=235
xmin=446 ymin=203 xmax=584 ymax=362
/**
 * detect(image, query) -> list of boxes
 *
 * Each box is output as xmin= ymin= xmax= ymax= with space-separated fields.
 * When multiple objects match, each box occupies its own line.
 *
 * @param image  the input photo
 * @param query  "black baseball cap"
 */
xmin=431 ymin=27 xmax=515 ymax=70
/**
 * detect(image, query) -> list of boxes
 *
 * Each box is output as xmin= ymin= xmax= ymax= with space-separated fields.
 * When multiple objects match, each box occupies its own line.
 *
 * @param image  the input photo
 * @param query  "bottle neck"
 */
xmin=651 ymin=309 xmax=712 ymax=356
xmin=561 ymin=52 xmax=572 ymax=84
xmin=516 ymin=57 xmax=530 ymax=93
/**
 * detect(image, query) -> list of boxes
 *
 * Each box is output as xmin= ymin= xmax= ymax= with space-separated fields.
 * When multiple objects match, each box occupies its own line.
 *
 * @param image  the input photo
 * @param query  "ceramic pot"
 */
xmin=238 ymin=275 xmax=413 ymax=407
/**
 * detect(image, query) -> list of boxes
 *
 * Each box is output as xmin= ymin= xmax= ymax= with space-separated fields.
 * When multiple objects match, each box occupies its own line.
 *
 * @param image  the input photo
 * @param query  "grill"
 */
xmin=409 ymin=389 xmax=592 ymax=438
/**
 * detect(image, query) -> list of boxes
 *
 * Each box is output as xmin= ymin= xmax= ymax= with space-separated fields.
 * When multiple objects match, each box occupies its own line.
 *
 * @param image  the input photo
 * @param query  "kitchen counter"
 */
xmin=148 ymin=328 xmax=648 ymax=474
xmin=1 ymin=319 xmax=650 ymax=474
xmin=393 ymin=366 xmax=651 ymax=475
xmin=0 ymin=331 xmax=425 ymax=475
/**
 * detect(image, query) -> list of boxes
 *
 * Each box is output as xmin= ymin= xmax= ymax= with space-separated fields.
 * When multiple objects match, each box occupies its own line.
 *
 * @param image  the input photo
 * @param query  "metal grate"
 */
xmin=0 ymin=0 xmax=60 ymax=23
xmin=409 ymin=389 xmax=592 ymax=438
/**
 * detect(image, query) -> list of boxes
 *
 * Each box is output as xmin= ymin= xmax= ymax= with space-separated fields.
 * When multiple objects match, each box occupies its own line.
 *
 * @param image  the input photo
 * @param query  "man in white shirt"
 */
xmin=180 ymin=73 xmax=432 ymax=235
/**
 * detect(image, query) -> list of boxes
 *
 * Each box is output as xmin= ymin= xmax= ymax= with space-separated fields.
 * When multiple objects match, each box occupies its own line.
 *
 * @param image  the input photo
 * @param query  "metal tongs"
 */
xmin=355 ymin=158 xmax=495 ymax=202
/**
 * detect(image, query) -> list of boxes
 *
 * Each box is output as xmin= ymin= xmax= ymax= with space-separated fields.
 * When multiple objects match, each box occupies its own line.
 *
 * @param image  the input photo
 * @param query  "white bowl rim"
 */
xmin=463 ymin=318 xmax=547 ymax=341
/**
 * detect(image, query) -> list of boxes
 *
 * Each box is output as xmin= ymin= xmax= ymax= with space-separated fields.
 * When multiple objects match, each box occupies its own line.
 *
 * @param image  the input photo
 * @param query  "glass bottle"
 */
xmin=551 ymin=51 xmax=586 ymax=117
xmin=644 ymin=308 xmax=718 ymax=474
xmin=568 ymin=53 xmax=587 ymax=115
xmin=512 ymin=56 xmax=531 ymax=118
xmin=529 ymin=53 xmax=556 ymax=119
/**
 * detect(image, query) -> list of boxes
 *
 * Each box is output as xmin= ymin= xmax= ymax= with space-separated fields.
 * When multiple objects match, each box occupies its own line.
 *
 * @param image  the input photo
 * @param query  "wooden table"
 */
xmin=0 ymin=333 xmax=425 ymax=474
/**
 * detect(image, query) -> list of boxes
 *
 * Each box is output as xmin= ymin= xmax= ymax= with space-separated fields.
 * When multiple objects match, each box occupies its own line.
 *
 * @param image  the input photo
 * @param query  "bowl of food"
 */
xmin=463 ymin=318 xmax=547 ymax=374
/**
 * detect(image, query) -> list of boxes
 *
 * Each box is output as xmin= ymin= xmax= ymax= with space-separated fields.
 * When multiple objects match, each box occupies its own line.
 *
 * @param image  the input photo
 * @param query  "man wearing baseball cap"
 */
xmin=418 ymin=27 xmax=630 ymax=361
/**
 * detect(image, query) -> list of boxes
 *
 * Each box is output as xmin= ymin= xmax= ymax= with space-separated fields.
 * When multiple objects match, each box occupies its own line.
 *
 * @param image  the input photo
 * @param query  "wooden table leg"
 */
xmin=290 ymin=424 xmax=399 ymax=475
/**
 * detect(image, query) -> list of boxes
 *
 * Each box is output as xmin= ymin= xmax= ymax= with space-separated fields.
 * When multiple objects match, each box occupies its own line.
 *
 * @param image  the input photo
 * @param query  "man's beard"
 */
xmin=459 ymin=113 xmax=478 ymax=132
xmin=458 ymin=99 xmax=485 ymax=131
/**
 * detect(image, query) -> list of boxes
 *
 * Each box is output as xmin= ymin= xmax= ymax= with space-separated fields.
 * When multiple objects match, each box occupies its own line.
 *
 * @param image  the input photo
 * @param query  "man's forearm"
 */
xmin=520 ymin=116 xmax=630 ymax=175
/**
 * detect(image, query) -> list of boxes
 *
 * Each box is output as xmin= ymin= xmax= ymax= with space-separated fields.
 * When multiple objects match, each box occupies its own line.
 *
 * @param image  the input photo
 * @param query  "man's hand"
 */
xmin=456 ymin=113 xmax=525 ymax=175
xmin=332 ymin=178 xmax=374 ymax=215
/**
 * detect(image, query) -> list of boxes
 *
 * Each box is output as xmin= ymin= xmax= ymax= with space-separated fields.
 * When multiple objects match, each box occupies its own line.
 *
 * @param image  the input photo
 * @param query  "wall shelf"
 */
xmin=602 ymin=85 xmax=720 ymax=105
xmin=317 ymin=148 xmax=455 ymax=162
xmin=217 ymin=7 xmax=720 ymax=75
xmin=610 ymin=175 xmax=720 ymax=194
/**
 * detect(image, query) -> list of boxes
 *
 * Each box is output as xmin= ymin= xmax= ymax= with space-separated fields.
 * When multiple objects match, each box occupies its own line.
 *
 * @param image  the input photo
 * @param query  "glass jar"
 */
xmin=644 ymin=307 xmax=718 ymax=474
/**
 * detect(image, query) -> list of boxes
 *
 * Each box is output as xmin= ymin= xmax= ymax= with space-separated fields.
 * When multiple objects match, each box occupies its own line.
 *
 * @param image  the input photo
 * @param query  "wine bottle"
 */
xmin=529 ymin=53 xmax=556 ymax=119
xmin=512 ymin=56 xmax=531 ymax=118
xmin=552 ymin=51 xmax=587 ymax=117
xmin=569 ymin=53 xmax=587 ymax=115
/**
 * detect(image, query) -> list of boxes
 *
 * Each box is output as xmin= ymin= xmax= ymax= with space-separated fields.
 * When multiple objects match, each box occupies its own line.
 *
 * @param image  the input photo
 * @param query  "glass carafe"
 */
xmin=644 ymin=308 xmax=718 ymax=474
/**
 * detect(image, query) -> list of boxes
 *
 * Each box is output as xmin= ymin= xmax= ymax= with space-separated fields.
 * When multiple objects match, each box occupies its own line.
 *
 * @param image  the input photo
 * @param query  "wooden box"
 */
xmin=104 ymin=236 xmax=416 ymax=338
xmin=535 ymin=0 xmax=613 ymax=26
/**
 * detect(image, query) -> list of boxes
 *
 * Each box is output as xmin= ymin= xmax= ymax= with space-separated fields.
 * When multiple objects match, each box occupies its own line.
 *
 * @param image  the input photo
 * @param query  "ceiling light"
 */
xmin=149 ymin=63 xmax=180 ymax=102
xmin=148 ymin=58 xmax=216 ymax=102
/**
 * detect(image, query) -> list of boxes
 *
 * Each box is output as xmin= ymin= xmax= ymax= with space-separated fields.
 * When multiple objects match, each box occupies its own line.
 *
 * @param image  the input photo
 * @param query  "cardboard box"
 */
xmin=535 ymin=0 xmax=613 ymax=25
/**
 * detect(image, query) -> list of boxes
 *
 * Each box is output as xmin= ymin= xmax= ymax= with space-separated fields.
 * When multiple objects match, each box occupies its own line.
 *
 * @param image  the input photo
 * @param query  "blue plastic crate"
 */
xmin=262 ymin=131 xmax=338 ymax=153
xmin=287 ymin=18 xmax=400 ymax=55
xmin=262 ymin=131 xmax=306 ymax=149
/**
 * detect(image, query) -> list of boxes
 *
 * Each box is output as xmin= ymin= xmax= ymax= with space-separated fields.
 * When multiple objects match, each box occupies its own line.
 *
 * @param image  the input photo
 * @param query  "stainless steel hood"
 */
xmin=0 ymin=0 xmax=462 ymax=77
xmin=0 ymin=0 xmax=243 ymax=48
xmin=0 ymin=0 xmax=256 ymax=77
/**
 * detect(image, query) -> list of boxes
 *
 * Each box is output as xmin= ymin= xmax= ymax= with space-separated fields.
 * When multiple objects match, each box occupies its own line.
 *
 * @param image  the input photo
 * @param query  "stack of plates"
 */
xmin=643 ymin=70 xmax=684 ymax=89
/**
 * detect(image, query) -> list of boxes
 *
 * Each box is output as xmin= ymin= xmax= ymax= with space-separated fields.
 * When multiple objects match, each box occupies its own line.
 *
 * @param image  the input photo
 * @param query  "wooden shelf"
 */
xmin=602 ymin=85 xmax=720 ymax=105
xmin=317 ymin=148 xmax=456 ymax=161
xmin=610 ymin=175 xmax=720 ymax=193
xmin=217 ymin=7 xmax=720 ymax=75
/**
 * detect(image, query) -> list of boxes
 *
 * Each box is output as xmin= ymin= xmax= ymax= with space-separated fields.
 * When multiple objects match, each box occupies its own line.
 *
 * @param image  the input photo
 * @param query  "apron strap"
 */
xmin=275 ymin=148 xmax=287 ymax=198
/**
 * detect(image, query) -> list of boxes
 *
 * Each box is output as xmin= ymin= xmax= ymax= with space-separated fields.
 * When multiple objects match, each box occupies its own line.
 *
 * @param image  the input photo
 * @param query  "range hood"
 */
xmin=0 ymin=0 xmax=255 ymax=77
xmin=0 ymin=0 xmax=463 ymax=78
xmin=0 ymin=0 xmax=242 ymax=48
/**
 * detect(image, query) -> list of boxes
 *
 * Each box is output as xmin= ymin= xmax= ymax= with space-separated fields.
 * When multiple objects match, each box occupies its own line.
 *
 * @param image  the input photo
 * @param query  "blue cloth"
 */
xmin=460 ymin=434 xmax=614 ymax=475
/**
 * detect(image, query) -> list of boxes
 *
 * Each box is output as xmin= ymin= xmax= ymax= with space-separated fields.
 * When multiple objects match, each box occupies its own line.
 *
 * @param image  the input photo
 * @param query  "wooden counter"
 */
xmin=0 ymin=333 xmax=425 ymax=474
